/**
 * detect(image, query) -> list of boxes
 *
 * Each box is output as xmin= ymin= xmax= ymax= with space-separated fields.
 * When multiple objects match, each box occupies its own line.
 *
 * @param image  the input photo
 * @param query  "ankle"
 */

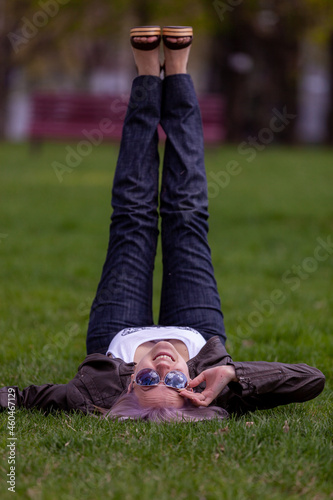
xmin=163 ymin=49 xmax=189 ymax=76
xmin=164 ymin=60 xmax=187 ymax=76
xmin=132 ymin=48 xmax=161 ymax=77
xmin=137 ymin=64 xmax=161 ymax=77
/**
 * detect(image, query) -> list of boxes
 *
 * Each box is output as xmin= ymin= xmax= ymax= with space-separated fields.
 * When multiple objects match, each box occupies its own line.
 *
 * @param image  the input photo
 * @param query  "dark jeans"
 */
xmin=86 ymin=74 xmax=226 ymax=355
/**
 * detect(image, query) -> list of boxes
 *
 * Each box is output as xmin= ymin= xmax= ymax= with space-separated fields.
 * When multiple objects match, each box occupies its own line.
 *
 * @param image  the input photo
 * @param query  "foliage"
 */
xmin=3 ymin=0 xmax=333 ymax=62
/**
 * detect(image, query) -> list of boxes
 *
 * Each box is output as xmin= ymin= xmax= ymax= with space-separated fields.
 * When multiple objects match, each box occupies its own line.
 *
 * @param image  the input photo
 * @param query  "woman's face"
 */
xmin=130 ymin=341 xmax=190 ymax=409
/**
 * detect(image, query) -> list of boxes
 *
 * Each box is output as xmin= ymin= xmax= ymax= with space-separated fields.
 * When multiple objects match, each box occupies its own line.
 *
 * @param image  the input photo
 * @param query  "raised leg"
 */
xmin=158 ymin=74 xmax=226 ymax=344
xmin=86 ymin=75 xmax=162 ymax=354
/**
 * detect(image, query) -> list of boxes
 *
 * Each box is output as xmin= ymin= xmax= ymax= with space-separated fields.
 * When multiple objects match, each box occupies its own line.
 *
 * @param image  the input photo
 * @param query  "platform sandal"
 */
xmin=130 ymin=26 xmax=161 ymax=51
xmin=162 ymin=26 xmax=193 ymax=50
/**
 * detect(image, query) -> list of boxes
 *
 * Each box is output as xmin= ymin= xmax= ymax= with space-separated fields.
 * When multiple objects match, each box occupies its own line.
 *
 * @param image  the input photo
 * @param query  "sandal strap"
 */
xmin=130 ymin=26 xmax=161 ymax=51
xmin=130 ymin=26 xmax=161 ymax=38
xmin=162 ymin=26 xmax=193 ymax=38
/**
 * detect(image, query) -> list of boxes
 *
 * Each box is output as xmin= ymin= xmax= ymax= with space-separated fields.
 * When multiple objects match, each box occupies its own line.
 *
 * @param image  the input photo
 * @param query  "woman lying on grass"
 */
xmin=0 ymin=26 xmax=325 ymax=422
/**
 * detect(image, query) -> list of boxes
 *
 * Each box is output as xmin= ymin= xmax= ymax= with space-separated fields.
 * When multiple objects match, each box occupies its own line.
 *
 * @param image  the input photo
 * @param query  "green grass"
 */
xmin=0 ymin=142 xmax=332 ymax=500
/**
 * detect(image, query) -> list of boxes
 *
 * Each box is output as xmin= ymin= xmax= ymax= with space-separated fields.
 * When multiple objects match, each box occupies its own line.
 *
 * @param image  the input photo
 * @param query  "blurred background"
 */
xmin=1 ymin=0 xmax=333 ymax=145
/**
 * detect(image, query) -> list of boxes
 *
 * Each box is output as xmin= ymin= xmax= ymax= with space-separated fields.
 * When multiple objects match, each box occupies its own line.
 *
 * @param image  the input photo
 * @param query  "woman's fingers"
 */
xmin=178 ymin=388 xmax=210 ymax=406
xmin=187 ymin=373 xmax=206 ymax=388
xmin=181 ymin=367 xmax=237 ymax=408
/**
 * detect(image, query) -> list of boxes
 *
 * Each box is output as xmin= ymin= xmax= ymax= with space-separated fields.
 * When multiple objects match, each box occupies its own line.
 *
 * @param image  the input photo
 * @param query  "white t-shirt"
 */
xmin=106 ymin=326 xmax=206 ymax=362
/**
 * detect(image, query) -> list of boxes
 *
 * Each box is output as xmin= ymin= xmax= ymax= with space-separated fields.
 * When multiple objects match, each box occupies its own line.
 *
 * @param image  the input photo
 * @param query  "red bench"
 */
xmin=29 ymin=93 xmax=226 ymax=144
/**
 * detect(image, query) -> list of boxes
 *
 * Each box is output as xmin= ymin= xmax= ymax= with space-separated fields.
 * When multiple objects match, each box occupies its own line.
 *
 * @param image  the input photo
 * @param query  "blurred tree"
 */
xmin=0 ymin=0 xmax=80 ymax=137
xmin=117 ymin=0 xmax=333 ymax=143
xmin=208 ymin=0 xmax=333 ymax=142
xmin=1 ymin=0 xmax=332 ymax=141
xmin=328 ymin=32 xmax=333 ymax=144
xmin=0 ymin=0 xmax=209 ymax=138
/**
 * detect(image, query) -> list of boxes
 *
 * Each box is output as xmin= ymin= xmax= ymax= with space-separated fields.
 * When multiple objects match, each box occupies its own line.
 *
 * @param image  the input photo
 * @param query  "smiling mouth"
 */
xmin=153 ymin=352 xmax=175 ymax=362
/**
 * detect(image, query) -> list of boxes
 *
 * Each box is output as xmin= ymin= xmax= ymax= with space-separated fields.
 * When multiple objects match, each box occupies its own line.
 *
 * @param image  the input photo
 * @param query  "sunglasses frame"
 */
xmin=134 ymin=368 xmax=189 ymax=391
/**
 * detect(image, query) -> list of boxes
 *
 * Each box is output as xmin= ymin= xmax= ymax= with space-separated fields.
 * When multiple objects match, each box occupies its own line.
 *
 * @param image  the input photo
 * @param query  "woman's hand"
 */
xmin=178 ymin=365 xmax=238 ymax=407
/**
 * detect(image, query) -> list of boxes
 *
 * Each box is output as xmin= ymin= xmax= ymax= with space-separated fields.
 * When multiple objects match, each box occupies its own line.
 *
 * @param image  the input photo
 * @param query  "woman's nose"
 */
xmin=154 ymin=361 xmax=173 ymax=377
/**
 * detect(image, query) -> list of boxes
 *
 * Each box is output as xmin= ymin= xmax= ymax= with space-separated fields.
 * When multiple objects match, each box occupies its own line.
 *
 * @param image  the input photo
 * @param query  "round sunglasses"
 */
xmin=134 ymin=368 xmax=189 ymax=390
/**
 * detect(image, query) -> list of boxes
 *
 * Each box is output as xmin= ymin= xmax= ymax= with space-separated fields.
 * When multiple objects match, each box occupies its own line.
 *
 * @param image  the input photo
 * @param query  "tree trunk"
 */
xmin=208 ymin=9 xmax=299 ymax=144
xmin=0 ymin=30 xmax=12 ymax=139
xmin=327 ymin=32 xmax=333 ymax=145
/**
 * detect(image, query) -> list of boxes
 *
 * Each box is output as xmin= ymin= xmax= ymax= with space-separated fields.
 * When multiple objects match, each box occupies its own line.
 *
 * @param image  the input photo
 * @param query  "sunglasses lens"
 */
xmin=135 ymin=368 xmax=160 ymax=386
xmin=164 ymin=370 xmax=188 ymax=389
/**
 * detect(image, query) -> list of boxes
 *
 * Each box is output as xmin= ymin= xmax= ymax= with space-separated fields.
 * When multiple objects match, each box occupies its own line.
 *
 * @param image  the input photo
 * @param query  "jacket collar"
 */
xmin=187 ymin=336 xmax=231 ymax=377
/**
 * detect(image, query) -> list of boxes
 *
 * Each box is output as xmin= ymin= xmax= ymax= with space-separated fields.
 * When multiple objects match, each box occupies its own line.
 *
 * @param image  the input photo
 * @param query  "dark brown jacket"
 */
xmin=0 ymin=337 xmax=325 ymax=416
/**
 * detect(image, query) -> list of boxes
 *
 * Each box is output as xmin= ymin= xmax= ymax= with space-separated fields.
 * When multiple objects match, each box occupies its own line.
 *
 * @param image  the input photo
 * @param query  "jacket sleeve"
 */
xmin=0 ymin=383 xmax=87 ymax=413
xmin=0 ymin=355 xmax=133 ymax=414
xmin=218 ymin=360 xmax=325 ymax=415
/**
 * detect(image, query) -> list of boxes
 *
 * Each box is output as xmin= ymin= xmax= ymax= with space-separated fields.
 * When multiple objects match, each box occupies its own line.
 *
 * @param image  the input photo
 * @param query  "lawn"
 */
xmin=0 ymin=141 xmax=332 ymax=500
